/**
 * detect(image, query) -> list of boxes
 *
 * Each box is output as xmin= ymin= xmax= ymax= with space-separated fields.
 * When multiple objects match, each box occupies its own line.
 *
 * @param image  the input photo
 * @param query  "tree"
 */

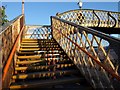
xmin=1 ymin=5 xmax=9 ymax=25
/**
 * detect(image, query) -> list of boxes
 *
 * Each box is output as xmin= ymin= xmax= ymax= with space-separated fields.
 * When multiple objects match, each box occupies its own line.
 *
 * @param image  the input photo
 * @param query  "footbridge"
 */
xmin=1 ymin=9 xmax=120 ymax=89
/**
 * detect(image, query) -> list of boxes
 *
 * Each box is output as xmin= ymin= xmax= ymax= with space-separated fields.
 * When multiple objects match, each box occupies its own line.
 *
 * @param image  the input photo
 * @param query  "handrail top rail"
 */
xmin=0 ymin=14 xmax=24 ymax=35
xmin=56 ymin=9 xmax=120 ymax=16
xmin=51 ymin=16 xmax=120 ymax=44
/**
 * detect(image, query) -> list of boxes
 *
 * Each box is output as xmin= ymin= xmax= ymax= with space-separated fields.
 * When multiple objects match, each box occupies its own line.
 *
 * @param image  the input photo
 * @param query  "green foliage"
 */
xmin=1 ymin=5 xmax=9 ymax=25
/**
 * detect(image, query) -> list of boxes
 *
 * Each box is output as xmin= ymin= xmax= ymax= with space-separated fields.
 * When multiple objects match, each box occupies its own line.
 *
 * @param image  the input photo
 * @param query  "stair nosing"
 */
xmin=15 ymin=63 xmax=74 ymax=71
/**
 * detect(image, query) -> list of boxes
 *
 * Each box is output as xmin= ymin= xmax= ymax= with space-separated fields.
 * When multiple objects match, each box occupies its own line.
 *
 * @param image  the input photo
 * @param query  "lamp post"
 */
xmin=78 ymin=0 xmax=83 ymax=9
xmin=22 ymin=0 xmax=24 ymax=14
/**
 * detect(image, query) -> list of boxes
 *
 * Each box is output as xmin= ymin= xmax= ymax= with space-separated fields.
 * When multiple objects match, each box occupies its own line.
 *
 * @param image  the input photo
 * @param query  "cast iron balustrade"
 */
xmin=56 ymin=9 xmax=120 ymax=28
xmin=51 ymin=16 xmax=120 ymax=88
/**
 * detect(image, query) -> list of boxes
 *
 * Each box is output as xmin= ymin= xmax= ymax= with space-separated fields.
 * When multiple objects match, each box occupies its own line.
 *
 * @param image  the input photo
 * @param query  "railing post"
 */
xmin=51 ymin=16 xmax=53 ymax=39
xmin=93 ymin=10 xmax=94 ymax=27
xmin=108 ymin=12 xmax=117 ymax=28
xmin=107 ymin=12 xmax=110 ymax=27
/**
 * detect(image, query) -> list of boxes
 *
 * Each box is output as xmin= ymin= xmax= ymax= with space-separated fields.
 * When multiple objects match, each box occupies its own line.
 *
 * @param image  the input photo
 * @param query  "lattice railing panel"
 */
xmin=24 ymin=25 xmax=52 ymax=39
xmin=51 ymin=16 xmax=120 ymax=88
xmin=110 ymin=12 xmax=120 ymax=27
xmin=1 ymin=15 xmax=24 ymax=88
xmin=0 ymin=15 xmax=24 ymax=69
xmin=57 ymin=9 xmax=120 ymax=28
xmin=94 ymin=11 xmax=109 ymax=27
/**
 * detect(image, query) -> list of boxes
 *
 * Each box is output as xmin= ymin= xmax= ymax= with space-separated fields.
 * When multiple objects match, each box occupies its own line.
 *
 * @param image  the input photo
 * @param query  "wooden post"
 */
xmin=22 ymin=0 xmax=24 ymax=15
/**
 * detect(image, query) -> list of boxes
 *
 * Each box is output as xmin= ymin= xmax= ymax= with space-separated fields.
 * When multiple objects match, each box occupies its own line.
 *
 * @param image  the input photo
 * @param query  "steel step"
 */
xmin=18 ymin=51 xmax=64 ymax=55
xmin=17 ymin=55 xmax=42 ymax=59
xmin=10 ymin=76 xmax=82 ymax=89
xmin=18 ymin=53 xmax=64 ymax=56
xmin=19 ymin=48 xmax=62 ymax=51
xmin=21 ymin=42 xmax=58 ymax=45
xmin=17 ymin=55 xmax=67 ymax=59
xmin=15 ymin=63 xmax=74 ymax=71
xmin=16 ymin=60 xmax=45 ymax=64
xmin=22 ymin=40 xmax=55 ymax=43
xmin=17 ymin=57 xmax=68 ymax=60
xmin=21 ymin=40 xmax=55 ymax=43
xmin=12 ymin=69 xmax=78 ymax=80
xmin=22 ymin=39 xmax=54 ymax=41
xmin=22 ymin=39 xmax=40 ymax=41
xmin=16 ymin=59 xmax=71 ymax=65
xmin=20 ymin=45 xmax=59 ymax=48
xmin=22 ymin=41 xmax=39 ymax=43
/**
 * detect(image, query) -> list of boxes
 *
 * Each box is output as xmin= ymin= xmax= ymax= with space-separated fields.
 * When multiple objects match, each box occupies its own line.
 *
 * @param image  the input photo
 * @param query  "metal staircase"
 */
xmin=1 ymin=9 xmax=120 ymax=90
xmin=10 ymin=38 xmax=92 ymax=89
